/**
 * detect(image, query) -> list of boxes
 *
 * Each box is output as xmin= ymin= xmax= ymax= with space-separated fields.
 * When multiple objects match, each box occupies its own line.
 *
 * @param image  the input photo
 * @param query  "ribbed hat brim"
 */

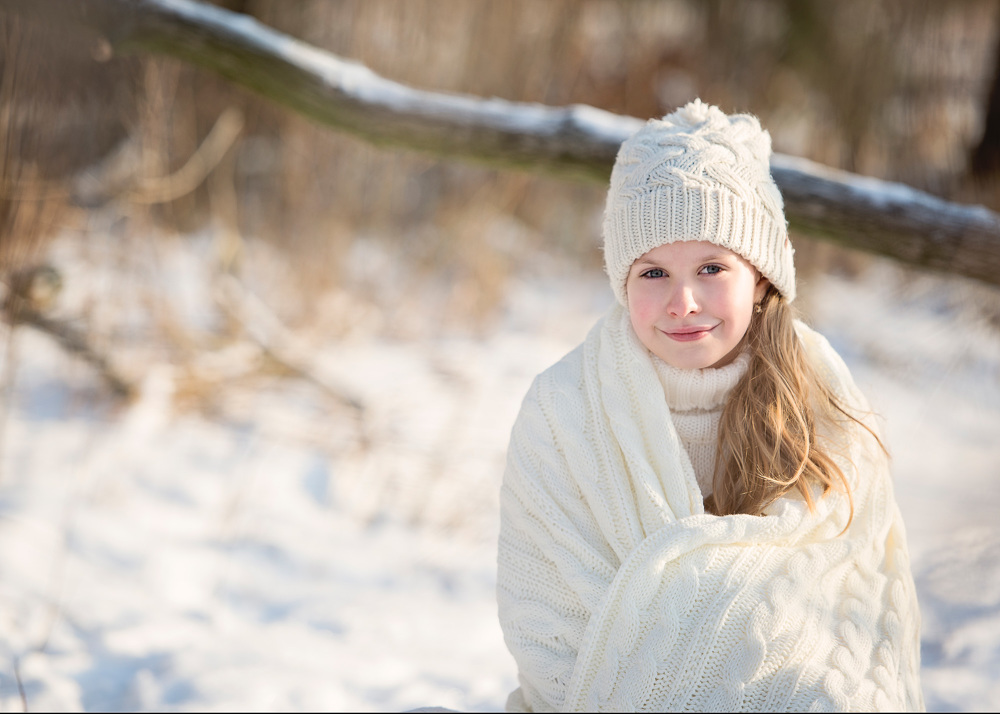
xmin=604 ymin=185 xmax=795 ymax=304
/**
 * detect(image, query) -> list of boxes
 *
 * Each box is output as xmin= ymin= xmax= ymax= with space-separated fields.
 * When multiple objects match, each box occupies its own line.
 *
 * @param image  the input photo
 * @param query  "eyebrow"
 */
xmin=634 ymin=252 xmax=733 ymax=267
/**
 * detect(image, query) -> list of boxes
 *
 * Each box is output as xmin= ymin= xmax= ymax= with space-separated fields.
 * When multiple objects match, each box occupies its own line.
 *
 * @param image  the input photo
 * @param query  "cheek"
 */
xmin=717 ymin=286 xmax=756 ymax=337
xmin=712 ymin=276 xmax=756 ymax=317
xmin=719 ymin=292 xmax=753 ymax=321
xmin=626 ymin=284 xmax=658 ymax=329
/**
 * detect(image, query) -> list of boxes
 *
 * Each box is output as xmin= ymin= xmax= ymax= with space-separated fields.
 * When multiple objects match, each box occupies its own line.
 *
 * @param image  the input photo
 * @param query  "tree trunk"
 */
xmin=970 ymin=9 xmax=1000 ymax=180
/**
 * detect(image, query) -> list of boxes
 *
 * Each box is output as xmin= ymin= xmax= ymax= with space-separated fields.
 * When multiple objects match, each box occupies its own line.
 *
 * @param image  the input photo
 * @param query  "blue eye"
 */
xmin=701 ymin=264 xmax=723 ymax=275
xmin=642 ymin=268 xmax=667 ymax=279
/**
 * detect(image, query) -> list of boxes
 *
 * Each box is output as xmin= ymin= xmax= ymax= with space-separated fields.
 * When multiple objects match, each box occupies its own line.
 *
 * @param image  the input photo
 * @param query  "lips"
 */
xmin=663 ymin=325 xmax=716 ymax=342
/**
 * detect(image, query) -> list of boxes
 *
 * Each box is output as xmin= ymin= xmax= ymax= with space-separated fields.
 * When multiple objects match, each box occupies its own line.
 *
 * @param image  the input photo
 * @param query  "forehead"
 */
xmin=633 ymin=240 xmax=742 ymax=265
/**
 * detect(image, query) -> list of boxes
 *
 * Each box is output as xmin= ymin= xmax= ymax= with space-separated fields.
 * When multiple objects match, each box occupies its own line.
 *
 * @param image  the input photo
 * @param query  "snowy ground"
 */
xmin=1 ymin=230 xmax=999 ymax=712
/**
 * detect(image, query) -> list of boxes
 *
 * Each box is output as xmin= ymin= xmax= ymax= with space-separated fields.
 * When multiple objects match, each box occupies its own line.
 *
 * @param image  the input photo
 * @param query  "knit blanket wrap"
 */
xmin=497 ymin=304 xmax=923 ymax=712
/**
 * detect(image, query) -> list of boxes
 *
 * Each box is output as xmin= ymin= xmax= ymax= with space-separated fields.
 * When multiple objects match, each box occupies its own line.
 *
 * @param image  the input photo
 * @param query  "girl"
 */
xmin=496 ymin=100 xmax=923 ymax=712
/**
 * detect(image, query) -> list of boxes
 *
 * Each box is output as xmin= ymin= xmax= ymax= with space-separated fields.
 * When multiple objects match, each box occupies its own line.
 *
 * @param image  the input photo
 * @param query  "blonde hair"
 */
xmin=704 ymin=285 xmax=885 ymax=522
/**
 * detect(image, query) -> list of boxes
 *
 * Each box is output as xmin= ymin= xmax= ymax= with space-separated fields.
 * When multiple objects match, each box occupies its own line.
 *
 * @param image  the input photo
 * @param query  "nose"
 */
xmin=665 ymin=282 xmax=699 ymax=317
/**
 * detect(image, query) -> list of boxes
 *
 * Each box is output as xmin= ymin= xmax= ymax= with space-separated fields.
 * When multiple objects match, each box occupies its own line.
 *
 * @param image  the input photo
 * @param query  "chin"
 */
xmin=659 ymin=351 xmax=720 ymax=371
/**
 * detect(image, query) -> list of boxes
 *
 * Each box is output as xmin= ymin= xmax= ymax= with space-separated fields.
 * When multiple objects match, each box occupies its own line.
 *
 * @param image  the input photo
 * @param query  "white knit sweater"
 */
xmin=651 ymin=350 xmax=749 ymax=498
xmin=497 ymin=304 xmax=923 ymax=712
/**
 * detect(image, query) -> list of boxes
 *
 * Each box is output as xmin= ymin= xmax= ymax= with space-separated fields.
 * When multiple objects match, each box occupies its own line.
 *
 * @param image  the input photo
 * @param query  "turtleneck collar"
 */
xmin=650 ymin=350 xmax=750 ymax=412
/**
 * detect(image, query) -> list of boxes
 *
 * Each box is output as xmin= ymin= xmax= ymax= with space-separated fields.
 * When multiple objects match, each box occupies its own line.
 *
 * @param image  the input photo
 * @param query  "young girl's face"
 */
xmin=626 ymin=241 xmax=769 ymax=370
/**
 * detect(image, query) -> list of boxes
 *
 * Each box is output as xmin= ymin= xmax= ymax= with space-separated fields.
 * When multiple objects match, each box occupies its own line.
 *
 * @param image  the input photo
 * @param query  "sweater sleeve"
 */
xmin=496 ymin=364 xmax=619 ymax=713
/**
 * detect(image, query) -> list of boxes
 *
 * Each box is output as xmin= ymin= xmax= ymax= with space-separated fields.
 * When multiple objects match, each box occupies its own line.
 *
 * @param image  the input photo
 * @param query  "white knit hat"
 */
xmin=603 ymin=99 xmax=795 ymax=305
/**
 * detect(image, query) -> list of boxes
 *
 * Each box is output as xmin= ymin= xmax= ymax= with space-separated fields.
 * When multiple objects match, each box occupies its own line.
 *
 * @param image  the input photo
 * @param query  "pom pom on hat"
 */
xmin=602 ymin=99 xmax=795 ymax=304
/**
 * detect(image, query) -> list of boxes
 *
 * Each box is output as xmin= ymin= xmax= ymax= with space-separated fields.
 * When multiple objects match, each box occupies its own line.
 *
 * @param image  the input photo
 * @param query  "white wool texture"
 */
xmin=603 ymin=99 xmax=795 ymax=304
xmin=497 ymin=305 xmax=923 ymax=712
xmin=650 ymin=349 xmax=749 ymax=497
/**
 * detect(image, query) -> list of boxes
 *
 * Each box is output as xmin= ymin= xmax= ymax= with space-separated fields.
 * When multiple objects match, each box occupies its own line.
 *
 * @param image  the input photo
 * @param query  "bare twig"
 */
xmin=2 ymin=297 xmax=134 ymax=399
xmin=212 ymin=274 xmax=365 ymax=416
xmin=12 ymin=654 xmax=27 ymax=712
xmin=129 ymin=106 xmax=244 ymax=204
xmin=9 ymin=105 xmax=244 ymax=206
xmin=68 ymin=105 xmax=245 ymax=207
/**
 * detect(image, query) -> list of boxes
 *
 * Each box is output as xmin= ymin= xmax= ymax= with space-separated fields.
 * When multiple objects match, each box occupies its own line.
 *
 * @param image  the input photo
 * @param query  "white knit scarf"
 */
xmin=497 ymin=303 xmax=923 ymax=712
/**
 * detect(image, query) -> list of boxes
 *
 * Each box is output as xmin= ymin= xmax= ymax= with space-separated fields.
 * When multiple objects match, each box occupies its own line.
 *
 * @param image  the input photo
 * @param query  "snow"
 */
xmin=2 ymin=230 xmax=999 ymax=712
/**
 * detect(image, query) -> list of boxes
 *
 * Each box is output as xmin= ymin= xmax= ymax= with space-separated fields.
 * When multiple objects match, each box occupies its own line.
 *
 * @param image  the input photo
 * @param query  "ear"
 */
xmin=753 ymin=275 xmax=770 ymax=305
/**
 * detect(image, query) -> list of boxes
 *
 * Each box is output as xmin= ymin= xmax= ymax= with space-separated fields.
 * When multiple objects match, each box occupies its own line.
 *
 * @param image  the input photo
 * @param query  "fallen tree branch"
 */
xmin=770 ymin=154 xmax=1000 ymax=286
xmin=6 ymin=0 xmax=1000 ymax=287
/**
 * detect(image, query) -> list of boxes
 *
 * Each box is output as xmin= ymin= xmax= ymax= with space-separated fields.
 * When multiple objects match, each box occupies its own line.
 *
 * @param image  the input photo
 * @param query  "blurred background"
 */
xmin=2 ymin=1 xmax=1000 ymax=711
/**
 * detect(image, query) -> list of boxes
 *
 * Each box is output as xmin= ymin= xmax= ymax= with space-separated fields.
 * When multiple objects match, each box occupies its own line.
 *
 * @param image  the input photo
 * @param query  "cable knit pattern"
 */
xmin=497 ymin=304 xmax=923 ymax=712
xmin=651 ymin=351 xmax=749 ymax=496
xmin=602 ymin=99 xmax=795 ymax=305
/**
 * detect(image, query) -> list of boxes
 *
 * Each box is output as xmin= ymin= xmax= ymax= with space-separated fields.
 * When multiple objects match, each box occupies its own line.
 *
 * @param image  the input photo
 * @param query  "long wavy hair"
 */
xmin=703 ymin=284 xmax=885 ymax=522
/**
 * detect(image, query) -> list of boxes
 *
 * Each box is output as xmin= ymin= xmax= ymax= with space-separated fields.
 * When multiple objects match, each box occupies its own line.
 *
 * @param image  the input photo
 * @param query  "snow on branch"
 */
xmin=7 ymin=0 xmax=1000 ymax=287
